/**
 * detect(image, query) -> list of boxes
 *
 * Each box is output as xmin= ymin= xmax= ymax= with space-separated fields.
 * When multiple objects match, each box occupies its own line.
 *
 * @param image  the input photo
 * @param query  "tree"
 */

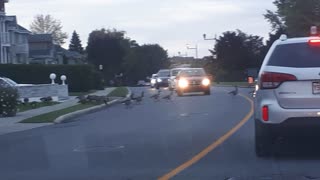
xmin=265 ymin=0 xmax=320 ymax=37
xmin=30 ymin=14 xmax=68 ymax=45
xmin=210 ymin=30 xmax=265 ymax=81
xmin=69 ymin=31 xmax=84 ymax=54
xmin=86 ymin=28 xmax=133 ymax=80
xmin=122 ymin=44 xmax=168 ymax=84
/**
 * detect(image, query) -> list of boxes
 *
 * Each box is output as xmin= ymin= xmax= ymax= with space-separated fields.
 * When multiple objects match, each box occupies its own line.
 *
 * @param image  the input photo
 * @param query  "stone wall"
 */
xmin=17 ymin=84 xmax=69 ymax=101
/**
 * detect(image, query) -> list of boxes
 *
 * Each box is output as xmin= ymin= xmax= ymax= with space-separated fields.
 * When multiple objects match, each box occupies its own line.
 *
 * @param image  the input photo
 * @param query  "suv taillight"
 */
xmin=260 ymin=72 xmax=297 ymax=89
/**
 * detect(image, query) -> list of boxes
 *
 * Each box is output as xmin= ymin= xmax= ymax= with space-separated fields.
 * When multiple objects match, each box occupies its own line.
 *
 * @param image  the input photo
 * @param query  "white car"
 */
xmin=168 ymin=68 xmax=186 ymax=90
xmin=150 ymin=74 xmax=157 ymax=88
xmin=254 ymin=32 xmax=320 ymax=156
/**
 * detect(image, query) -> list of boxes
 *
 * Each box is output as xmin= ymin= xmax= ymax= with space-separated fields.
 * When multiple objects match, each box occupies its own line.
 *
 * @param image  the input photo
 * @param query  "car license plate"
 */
xmin=312 ymin=82 xmax=320 ymax=94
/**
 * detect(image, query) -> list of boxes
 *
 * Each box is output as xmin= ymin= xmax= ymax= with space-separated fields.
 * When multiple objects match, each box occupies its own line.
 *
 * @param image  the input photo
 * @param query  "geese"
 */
xmin=162 ymin=91 xmax=174 ymax=101
xmin=133 ymin=91 xmax=144 ymax=104
xmin=228 ymin=86 xmax=239 ymax=96
xmin=122 ymin=99 xmax=133 ymax=108
xmin=150 ymin=90 xmax=161 ymax=102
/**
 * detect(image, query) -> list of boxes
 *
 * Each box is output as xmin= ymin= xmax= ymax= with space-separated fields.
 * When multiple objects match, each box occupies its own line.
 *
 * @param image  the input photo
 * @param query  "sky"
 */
xmin=6 ymin=0 xmax=276 ymax=58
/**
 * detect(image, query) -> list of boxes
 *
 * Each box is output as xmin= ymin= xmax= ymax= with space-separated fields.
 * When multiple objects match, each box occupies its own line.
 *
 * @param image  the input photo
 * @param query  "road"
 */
xmin=1 ymin=87 xmax=320 ymax=180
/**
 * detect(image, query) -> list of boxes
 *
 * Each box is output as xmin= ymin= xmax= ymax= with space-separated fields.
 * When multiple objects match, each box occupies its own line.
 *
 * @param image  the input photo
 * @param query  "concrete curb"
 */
xmin=54 ymin=87 xmax=132 ymax=124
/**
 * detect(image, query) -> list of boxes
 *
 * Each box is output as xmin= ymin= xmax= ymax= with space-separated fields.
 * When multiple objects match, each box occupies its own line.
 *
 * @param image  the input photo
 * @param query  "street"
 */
xmin=1 ymin=87 xmax=320 ymax=180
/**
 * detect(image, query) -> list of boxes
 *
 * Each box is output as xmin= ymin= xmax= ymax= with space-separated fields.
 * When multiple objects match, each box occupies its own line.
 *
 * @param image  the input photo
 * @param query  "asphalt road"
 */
xmin=1 ymin=87 xmax=320 ymax=180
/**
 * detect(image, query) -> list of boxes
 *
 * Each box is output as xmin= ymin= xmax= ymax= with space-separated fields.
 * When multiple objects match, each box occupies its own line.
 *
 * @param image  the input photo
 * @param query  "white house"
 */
xmin=0 ymin=0 xmax=31 ymax=64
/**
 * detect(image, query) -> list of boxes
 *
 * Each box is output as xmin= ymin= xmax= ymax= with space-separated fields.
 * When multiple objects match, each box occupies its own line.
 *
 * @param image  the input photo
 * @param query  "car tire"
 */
xmin=255 ymin=119 xmax=273 ymax=157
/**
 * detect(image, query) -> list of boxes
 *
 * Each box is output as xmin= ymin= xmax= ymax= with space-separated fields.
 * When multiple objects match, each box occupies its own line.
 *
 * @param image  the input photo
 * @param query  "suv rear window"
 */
xmin=268 ymin=43 xmax=320 ymax=68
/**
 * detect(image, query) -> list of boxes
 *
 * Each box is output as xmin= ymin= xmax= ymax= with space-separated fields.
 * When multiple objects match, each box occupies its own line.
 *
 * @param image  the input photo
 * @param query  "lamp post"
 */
xmin=50 ymin=73 xmax=56 ymax=84
xmin=186 ymin=44 xmax=198 ymax=59
xmin=60 ymin=75 xmax=67 ymax=85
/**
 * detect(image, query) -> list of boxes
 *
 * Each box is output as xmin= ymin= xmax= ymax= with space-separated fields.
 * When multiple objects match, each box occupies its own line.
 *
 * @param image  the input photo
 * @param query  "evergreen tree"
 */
xmin=69 ymin=31 xmax=84 ymax=54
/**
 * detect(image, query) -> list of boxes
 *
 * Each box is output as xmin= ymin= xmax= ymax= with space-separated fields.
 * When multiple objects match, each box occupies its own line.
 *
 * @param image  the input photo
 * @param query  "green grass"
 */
xmin=213 ymin=82 xmax=254 ymax=87
xmin=20 ymin=103 xmax=97 ymax=123
xmin=18 ymin=102 xmax=60 ymax=112
xmin=107 ymin=87 xmax=129 ymax=97
xmin=69 ymin=90 xmax=97 ymax=97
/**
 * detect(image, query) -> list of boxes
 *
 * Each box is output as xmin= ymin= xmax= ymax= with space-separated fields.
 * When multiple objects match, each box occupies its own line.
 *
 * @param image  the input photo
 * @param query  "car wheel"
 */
xmin=255 ymin=119 xmax=273 ymax=157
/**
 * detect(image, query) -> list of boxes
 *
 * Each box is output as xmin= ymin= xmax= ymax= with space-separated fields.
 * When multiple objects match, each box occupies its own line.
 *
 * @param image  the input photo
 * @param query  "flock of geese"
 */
xmin=121 ymin=89 xmax=174 ymax=108
xmin=121 ymin=86 xmax=239 ymax=109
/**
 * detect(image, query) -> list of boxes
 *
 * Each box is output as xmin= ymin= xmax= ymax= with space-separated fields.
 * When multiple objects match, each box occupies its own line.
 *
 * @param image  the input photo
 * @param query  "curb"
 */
xmin=54 ymin=87 xmax=132 ymax=124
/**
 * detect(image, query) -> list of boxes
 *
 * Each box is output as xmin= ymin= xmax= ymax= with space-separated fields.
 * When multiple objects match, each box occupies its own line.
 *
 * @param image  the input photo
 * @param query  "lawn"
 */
xmin=107 ymin=87 xmax=129 ymax=97
xmin=18 ymin=102 xmax=60 ymax=112
xmin=20 ymin=103 xmax=97 ymax=123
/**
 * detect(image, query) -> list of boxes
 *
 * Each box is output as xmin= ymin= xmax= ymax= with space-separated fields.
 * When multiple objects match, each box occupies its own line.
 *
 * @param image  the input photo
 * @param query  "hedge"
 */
xmin=0 ymin=64 xmax=104 ymax=92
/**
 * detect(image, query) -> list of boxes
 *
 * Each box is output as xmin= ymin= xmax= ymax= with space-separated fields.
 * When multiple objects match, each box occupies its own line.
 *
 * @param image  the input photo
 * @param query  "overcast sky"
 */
xmin=7 ymin=0 xmax=275 ymax=58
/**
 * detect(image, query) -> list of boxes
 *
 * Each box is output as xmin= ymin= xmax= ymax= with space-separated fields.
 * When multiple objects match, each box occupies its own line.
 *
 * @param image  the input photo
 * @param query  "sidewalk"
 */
xmin=0 ymin=87 xmax=115 ymax=135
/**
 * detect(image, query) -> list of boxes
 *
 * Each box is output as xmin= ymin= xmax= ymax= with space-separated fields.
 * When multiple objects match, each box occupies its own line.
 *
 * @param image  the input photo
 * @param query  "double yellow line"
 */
xmin=158 ymin=94 xmax=254 ymax=180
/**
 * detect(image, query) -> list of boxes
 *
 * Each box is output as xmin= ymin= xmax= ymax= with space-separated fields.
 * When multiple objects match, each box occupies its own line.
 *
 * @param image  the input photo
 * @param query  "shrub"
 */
xmin=0 ymin=64 xmax=104 ymax=92
xmin=0 ymin=87 xmax=19 ymax=117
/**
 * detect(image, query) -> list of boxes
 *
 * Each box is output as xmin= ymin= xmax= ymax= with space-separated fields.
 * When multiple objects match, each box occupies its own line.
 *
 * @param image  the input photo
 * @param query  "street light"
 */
xmin=203 ymin=33 xmax=217 ymax=41
xmin=186 ymin=44 xmax=198 ymax=59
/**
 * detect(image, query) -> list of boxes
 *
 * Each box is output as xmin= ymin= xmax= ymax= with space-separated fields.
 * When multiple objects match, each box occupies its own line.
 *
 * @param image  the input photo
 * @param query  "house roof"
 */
xmin=17 ymin=25 xmax=31 ymax=33
xmin=28 ymin=34 xmax=53 ymax=43
xmin=55 ymin=45 xmax=83 ymax=59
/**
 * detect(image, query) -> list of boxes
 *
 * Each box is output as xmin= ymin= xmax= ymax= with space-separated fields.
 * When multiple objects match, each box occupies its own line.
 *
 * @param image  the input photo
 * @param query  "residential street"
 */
xmin=1 ymin=87 xmax=320 ymax=180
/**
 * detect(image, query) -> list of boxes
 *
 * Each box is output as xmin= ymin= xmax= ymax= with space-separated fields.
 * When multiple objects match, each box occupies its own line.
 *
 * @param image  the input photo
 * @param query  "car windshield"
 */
xmin=268 ymin=43 xmax=320 ymax=68
xmin=157 ymin=70 xmax=170 ymax=77
xmin=171 ymin=69 xmax=182 ymax=76
xmin=179 ymin=69 xmax=206 ymax=77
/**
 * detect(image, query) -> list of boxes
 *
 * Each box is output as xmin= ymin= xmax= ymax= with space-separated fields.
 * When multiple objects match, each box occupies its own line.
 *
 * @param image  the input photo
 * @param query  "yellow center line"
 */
xmin=158 ymin=94 xmax=254 ymax=180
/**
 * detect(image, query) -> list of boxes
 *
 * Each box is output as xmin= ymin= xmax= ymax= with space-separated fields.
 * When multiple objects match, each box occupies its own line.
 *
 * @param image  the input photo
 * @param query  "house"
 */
xmin=0 ymin=0 xmax=31 ymax=64
xmin=28 ymin=34 xmax=85 ymax=65
xmin=28 ymin=34 xmax=58 ymax=64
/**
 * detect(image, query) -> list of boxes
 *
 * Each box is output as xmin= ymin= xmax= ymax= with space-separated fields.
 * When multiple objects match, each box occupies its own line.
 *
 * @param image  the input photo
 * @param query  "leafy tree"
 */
xmin=265 ymin=0 xmax=320 ymax=37
xmin=210 ymin=30 xmax=265 ymax=81
xmin=86 ymin=28 xmax=133 ymax=80
xmin=265 ymin=28 xmax=286 ymax=51
xmin=123 ymin=44 xmax=168 ymax=84
xmin=30 ymin=14 xmax=68 ymax=45
xmin=69 ymin=31 xmax=84 ymax=54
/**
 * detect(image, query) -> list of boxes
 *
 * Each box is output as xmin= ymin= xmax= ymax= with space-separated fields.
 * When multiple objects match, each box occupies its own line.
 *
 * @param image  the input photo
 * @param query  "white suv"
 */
xmin=255 ymin=35 xmax=320 ymax=156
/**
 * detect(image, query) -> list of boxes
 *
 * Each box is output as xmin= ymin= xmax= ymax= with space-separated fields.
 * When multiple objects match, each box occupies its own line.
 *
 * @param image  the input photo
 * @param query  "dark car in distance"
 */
xmin=155 ymin=69 xmax=170 ymax=88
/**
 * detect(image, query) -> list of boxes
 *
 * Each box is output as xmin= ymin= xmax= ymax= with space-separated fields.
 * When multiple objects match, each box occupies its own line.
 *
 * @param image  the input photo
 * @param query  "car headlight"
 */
xmin=202 ymin=78 xmax=210 ymax=86
xmin=157 ymin=78 xmax=162 ymax=82
xmin=151 ymin=79 xmax=156 ymax=84
xmin=178 ymin=79 xmax=189 ymax=88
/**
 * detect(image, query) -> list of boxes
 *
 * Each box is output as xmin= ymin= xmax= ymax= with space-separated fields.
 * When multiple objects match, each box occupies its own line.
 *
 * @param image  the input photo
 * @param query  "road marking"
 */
xmin=158 ymin=94 xmax=254 ymax=180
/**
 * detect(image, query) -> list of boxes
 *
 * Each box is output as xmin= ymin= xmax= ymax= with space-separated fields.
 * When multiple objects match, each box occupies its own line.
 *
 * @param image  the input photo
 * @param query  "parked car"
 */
xmin=175 ymin=68 xmax=211 ymax=96
xmin=0 ymin=77 xmax=18 ymax=88
xmin=254 ymin=34 xmax=320 ymax=156
xmin=155 ymin=69 xmax=170 ymax=88
xmin=169 ymin=68 xmax=186 ymax=90
xmin=0 ymin=77 xmax=31 ymax=88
